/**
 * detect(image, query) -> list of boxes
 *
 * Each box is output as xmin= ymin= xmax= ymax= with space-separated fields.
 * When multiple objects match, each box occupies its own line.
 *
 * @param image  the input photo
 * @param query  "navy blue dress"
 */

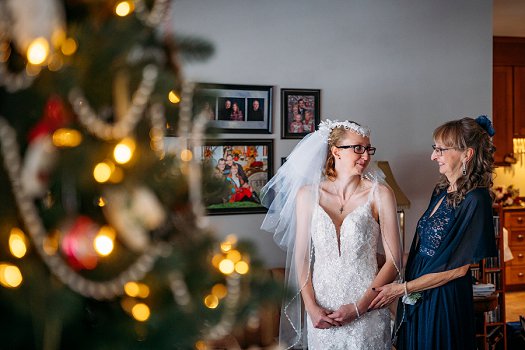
xmin=395 ymin=188 xmax=497 ymax=350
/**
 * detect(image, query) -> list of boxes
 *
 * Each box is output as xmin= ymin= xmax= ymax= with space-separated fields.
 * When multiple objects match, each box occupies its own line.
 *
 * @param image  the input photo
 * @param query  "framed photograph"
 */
xmin=193 ymin=83 xmax=273 ymax=134
xmin=281 ymin=88 xmax=320 ymax=139
xmin=195 ymin=139 xmax=274 ymax=215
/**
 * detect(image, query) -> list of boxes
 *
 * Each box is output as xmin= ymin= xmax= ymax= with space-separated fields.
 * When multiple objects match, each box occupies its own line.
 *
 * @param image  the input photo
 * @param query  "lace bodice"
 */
xmin=306 ymin=189 xmax=391 ymax=350
xmin=416 ymin=192 xmax=454 ymax=257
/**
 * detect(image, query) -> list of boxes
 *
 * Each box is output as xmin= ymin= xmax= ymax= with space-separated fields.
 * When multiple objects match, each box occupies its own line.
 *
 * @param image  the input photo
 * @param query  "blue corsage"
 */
xmin=475 ymin=115 xmax=495 ymax=136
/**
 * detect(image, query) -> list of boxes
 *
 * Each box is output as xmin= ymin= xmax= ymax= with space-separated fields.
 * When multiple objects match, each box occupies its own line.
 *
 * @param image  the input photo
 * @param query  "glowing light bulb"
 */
xmin=93 ymin=161 xmax=114 ymax=183
xmin=43 ymin=230 xmax=60 ymax=256
xmin=211 ymin=283 xmax=227 ymax=299
xmin=27 ymin=37 xmax=49 ymax=65
xmin=168 ymin=90 xmax=180 ymax=104
xmin=61 ymin=38 xmax=77 ymax=56
xmin=9 ymin=228 xmax=27 ymax=258
xmin=226 ymin=250 xmax=241 ymax=263
xmin=114 ymin=138 xmax=135 ymax=164
xmin=218 ymin=259 xmax=235 ymax=275
xmin=94 ymin=227 xmax=115 ymax=256
xmin=180 ymin=149 xmax=192 ymax=162
xmin=131 ymin=303 xmax=150 ymax=322
xmin=211 ymin=253 xmax=223 ymax=268
xmin=137 ymin=284 xmax=150 ymax=298
xmin=125 ymin=282 xmax=140 ymax=297
xmin=204 ymin=294 xmax=219 ymax=309
xmin=220 ymin=242 xmax=232 ymax=253
xmin=0 ymin=263 xmax=23 ymax=288
xmin=195 ymin=340 xmax=207 ymax=350
xmin=235 ymin=261 xmax=249 ymax=275
xmin=115 ymin=1 xmax=134 ymax=17
xmin=52 ymin=128 xmax=82 ymax=147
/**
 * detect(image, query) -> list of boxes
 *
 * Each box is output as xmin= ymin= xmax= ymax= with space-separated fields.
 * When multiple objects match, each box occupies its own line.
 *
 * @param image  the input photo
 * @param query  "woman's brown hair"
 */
xmin=433 ymin=117 xmax=495 ymax=207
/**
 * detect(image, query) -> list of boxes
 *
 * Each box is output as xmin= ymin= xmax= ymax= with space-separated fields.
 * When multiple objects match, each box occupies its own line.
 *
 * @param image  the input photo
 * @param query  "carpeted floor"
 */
xmin=506 ymin=291 xmax=525 ymax=322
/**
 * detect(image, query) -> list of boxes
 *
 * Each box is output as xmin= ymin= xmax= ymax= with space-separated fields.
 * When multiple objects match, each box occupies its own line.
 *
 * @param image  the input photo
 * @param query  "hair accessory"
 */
xmin=318 ymin=119 xmax=371 ymax=140
xmin=475 ymin=115 xmax=495 ymax=137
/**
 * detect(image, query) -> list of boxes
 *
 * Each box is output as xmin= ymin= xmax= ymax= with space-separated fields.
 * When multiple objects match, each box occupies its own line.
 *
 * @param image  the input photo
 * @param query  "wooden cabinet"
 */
xmin=474 ymin=207 xmax=506 ymax=350
xmin=515 ymin=67 xmax=525 ymax=137
xmin=493 ymin=37 xmax=525 ymax=165
xmin=493 ymin=66 xmax=514 ymax=164
xmin=504 ymin=207 xmax=525 ymax=289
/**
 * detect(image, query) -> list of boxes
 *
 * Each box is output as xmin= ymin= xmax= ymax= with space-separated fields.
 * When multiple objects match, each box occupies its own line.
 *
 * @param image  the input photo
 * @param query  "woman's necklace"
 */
xmin=332 ymin=180 xmax=360 ymax=214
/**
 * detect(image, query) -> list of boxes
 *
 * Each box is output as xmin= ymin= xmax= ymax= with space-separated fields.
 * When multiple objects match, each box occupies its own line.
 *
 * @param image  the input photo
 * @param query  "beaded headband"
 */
xmin=318 ymin=119 xmax=371 ymax=139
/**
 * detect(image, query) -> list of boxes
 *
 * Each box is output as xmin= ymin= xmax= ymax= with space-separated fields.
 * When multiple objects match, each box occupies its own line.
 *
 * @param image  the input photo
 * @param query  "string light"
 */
xmin=115 ymin=1 xmax=134 ymax=17
xmin=125 ymin=281 xmax=140 ymax=297
xmin=9 ymin=228 xmax=28 ymax=258
xmin=137 ymin=284 xmax=150 ymax=298
xmin=168 ymin=90 xmax=180 ymax=104
xmin=93 ymin=161 xmax=112 ymax=183
xmin=61 ymin=38 xmax=77 ymax=56
xmin=211 ymin=283 xmax=227 ymax=299
xmin=26 ymin=37 xmax=50 ymax=65
xmin=234 ymin=261 xmax=249 ymax=275
xmin=226 ymin=250 xmax=241 ymax=263
xmin=113 ymin=137 xmax=135 ymax=164
xmin=52 ymin=128 xmax=82 ymax=147
xmin=195 ymin=340 xmax=208 ymax=350
xmin=131 ymin=303 xmax=150 ymax=322
xmin=218 ymin=259 xmax=234 ymax=275
xmin=204 ymin=294 xmax=219 ymax=309
xmin=94 ymin=226 xmax=115 ymax=256
xmin=180 ymin=149 xmax=192 ymax=162
xmin=0 ymin=263 xmax=23 ymax=288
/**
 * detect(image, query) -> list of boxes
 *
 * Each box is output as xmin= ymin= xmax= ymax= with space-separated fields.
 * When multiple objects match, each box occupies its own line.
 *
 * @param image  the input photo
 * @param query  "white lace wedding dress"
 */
xmin=307 ymin=191 xmax=391 ymax=350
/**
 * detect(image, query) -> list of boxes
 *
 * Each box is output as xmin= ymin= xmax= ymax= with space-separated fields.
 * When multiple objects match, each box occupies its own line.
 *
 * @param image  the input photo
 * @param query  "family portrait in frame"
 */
xmin=194 ymin=83 xmax=273 ymax=134
xmin=196 ymin=139 xmax=274 ymax=215
xmin=281 ymin=88 xmax=321 ymax=139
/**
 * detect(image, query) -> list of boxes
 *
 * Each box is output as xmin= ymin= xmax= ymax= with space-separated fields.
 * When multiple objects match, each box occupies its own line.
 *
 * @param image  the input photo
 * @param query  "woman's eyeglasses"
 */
xmin=335 ymin=145 xmax=376 ymax=155
xmin=431 ymin=145 xmax=456 ymax=156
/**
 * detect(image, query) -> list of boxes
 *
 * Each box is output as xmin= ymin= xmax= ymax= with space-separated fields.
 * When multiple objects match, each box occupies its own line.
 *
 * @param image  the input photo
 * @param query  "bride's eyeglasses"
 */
xmin=335 ymin=144 xmax=376 ymax=155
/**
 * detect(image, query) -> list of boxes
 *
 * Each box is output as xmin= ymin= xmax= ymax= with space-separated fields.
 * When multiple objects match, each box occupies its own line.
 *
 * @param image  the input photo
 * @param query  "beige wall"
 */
xmin=171 ymin=0 xmax=493 ymax=267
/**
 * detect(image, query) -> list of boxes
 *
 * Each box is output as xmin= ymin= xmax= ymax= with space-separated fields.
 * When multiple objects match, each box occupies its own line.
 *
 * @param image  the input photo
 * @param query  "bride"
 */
xmin=261 ymin=120 xmax=403 ymax=349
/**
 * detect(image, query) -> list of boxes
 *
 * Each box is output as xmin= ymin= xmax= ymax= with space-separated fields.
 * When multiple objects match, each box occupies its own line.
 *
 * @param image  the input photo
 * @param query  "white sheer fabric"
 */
xmin=261 ymin=122 xmax=403 ymax=349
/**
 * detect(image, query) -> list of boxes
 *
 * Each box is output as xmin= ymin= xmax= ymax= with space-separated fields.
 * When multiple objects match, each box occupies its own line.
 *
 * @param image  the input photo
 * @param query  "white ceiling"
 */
xmin=494 ymin=0 xmax=525 ymax=37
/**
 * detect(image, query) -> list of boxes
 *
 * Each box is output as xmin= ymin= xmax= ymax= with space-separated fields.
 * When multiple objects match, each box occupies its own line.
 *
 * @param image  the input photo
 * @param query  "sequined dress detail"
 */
xmin=307 ymin=186 xmax=391 ymax=350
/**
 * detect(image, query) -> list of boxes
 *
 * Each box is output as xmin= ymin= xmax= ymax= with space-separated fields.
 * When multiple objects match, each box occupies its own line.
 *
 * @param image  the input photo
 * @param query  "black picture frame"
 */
xmin=194 ymin=83 xmax=273 ymax=134
xmin=281 ymin=88 xmax=321 ymax=139
xmin=196 ymin=139 xmax=273 ymax=215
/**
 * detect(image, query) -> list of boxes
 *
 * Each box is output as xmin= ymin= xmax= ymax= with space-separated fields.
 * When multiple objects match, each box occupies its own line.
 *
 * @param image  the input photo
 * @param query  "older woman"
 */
xmin=371 ymin=116 xmax=498 ymax=349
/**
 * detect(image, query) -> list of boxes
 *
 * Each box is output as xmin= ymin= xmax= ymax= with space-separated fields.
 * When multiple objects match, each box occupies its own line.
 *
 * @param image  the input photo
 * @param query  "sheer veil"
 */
xmin=261 ymin=120 xmax=403 ymax=349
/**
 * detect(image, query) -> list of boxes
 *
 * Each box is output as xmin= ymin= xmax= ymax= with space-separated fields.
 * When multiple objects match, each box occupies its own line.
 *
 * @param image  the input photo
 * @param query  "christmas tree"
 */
xmin=0 ymin=1 xmax=280 ymax=348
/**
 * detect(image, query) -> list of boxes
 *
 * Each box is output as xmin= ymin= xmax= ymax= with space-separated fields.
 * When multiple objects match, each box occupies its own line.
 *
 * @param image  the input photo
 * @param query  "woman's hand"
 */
xmin=368 ymin=282 xmax=404 ymax=310
xmin=307 ymin=305 xmax=341 ymax=329
xmin=327 ymin=304 xmax=359 ymax=326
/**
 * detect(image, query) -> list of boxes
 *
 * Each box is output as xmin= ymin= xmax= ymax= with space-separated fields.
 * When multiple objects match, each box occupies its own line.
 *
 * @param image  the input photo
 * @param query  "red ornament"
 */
xmin=28 ymin=95 xmax=70 ymax=142
xmin=61 ymin=216 xmax=99 ymax=270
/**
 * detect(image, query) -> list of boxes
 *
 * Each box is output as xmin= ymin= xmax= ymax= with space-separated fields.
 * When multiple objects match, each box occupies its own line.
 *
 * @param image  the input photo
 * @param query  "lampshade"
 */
xmin=375 ymin=161 xmax=410 ymax=210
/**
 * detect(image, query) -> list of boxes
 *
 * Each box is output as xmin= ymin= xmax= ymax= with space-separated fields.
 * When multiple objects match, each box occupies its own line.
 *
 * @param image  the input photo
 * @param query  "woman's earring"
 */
xmin=338 ymin=155 xmax=341 ymax=160
xmin=462 ymin=161 xmax=467 ymax=176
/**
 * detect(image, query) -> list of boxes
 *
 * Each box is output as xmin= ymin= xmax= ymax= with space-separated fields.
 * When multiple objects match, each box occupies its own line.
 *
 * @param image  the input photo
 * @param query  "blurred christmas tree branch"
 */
xmin=0 ymin=1 xmax=280 ymax=349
